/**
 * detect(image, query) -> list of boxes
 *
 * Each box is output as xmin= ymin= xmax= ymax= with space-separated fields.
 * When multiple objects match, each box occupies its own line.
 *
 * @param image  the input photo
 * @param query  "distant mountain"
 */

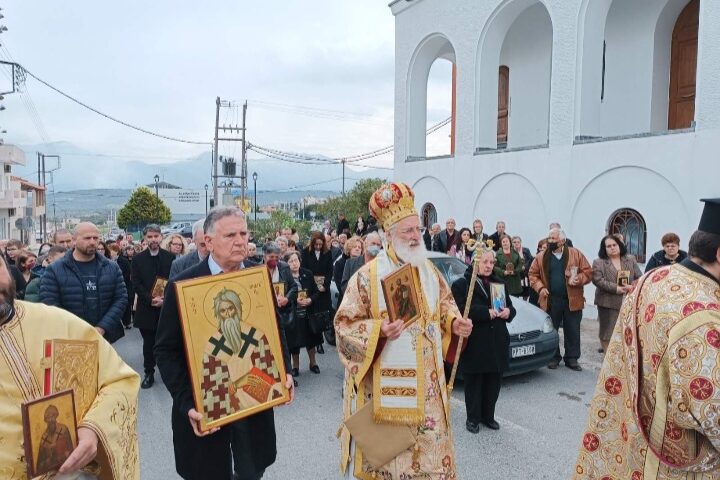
xmin=13 ymin=141 xmax=393 ymax=192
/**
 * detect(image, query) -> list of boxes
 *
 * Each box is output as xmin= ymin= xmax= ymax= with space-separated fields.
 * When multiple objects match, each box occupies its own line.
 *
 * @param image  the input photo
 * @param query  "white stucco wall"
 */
xmin=391 ymin=0 xmax=719 ymax=263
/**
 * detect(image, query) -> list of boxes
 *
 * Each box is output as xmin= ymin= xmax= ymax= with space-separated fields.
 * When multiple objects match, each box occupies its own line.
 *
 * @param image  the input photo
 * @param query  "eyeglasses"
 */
xmin=396 ymin=226 xmax=426 ymax=236
xmin=170 ymin=243 xmax=183 ymax=247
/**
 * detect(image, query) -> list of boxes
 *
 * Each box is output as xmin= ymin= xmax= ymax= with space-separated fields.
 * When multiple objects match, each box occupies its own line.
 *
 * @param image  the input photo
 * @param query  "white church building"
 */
xmin=390 ymin=0 xmax=718 ymax=264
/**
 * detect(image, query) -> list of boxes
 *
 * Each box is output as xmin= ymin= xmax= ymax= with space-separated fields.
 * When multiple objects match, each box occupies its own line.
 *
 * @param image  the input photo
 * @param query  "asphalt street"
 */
xmin=114 ymin=319 xmax=606 ymax=479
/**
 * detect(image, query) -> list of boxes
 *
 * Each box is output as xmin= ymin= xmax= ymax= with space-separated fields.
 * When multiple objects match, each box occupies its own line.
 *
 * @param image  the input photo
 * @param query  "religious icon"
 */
xmin=491 ymin=282 xmax=506 ymax=312
xmin=504 ymin=261 xmax=514 ymax=275
xmin=273 ymin=282 xmax=285 ymax=298
xmin=617 ymin=270 xmax=631 ymax=287
xmin=151 ymin=277 xmax=168 ymax=298
xmin=297 ymin=289 xmax=308 ymax=301
xmin=313 ymin=276 xmax=325 ymax=289
xmin=175 ymin=266 xmax=290 ymax=432
xmin=22 ymin=390 xmax=78 ymax=478
xmin=381 ymin=263 xmax=421 ymax=327
xmin=43 ymin=339 xmax=99 ymax=420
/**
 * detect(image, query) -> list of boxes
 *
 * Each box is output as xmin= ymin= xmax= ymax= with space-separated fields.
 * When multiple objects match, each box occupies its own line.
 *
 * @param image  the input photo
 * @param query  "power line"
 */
xmin=17 ymin=65 xmax=211 ymax=145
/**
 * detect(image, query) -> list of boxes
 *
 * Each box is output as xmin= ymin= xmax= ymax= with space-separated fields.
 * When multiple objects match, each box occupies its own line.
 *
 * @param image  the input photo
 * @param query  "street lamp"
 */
xmin=252 ymin=172 xmax=258 ymax=223
xmin=154 ymin=174 xmax=160 ymax=197
xmin=204 ymin=184 xmax=208 ymax=216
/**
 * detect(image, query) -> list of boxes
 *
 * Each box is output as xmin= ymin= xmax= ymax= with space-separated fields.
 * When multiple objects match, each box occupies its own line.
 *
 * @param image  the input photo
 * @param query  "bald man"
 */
xmin=40 ymin=222 xmax=128 ymax=343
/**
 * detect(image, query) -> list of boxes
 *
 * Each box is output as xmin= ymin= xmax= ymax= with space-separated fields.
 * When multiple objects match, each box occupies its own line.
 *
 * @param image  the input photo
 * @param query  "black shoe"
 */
xmin=124 ymin=324 xmax=132 ymax=330
xmin=465 ymin=421 xmax=480 ymax=434
xmin=597 ymin=348 xmax=604 ymax=353
xmin=291 ymin=368 xmax=299 ymax=377
xmin=547 ymin=360 xmax=560 ymax=370
xmin=141 ymin=373 xmax=154 ymax=389
xmin=566 ymin=362 xmax=583 ymax=372
xmin=293 ymin=379 xmax=298 ymax=387
xmin=309 ymin=364 xmax=320 ymax=374
xmin=317 ymin=344 xmax=325 ymax=354
xmin=483 ymin=419 xmax=500 ymax=430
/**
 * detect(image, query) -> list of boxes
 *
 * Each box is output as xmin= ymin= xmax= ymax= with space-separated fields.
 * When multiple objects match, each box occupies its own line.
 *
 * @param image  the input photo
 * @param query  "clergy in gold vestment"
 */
xmin=335 ymin=182 xmax=472 ymax=479
xmin=0 ymin=254 xmax=140 ymax=480
xmin=575 ymin=199 xmax=720 ymax=479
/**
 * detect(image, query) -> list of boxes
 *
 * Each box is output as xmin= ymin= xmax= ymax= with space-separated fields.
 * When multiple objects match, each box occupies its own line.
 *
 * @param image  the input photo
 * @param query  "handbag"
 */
xmin=309 ymin=310 xmax=332 ymax=335
xmin=343 ymin=401 xmax=415 ymax=469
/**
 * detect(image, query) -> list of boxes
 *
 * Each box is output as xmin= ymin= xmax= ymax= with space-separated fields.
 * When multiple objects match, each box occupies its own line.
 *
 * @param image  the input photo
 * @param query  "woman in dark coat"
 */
xmin=285 ymin=251 xmax=321 ymax=378
xmin=300 ymin=231 xmax=334 ymax=354
xmin=452 ymin=249 xmax=516 ymax=433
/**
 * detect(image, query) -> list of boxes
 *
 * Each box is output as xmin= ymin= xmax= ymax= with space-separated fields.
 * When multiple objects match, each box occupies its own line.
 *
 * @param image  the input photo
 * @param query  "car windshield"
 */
xmin=429 ymin=257 xmax=468 ymax=286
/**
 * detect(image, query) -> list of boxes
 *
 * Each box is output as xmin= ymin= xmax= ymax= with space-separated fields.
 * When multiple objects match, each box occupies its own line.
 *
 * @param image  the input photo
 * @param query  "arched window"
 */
xmin=608 ymin=209 xmax=647 ymax=263
xmin=421 ymin=203 xmax=437 ymax=229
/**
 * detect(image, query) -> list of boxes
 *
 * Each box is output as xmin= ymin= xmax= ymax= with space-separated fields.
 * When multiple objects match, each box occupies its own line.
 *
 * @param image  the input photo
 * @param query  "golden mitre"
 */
xmin=369 ymin=182 xmax=418 ymax=230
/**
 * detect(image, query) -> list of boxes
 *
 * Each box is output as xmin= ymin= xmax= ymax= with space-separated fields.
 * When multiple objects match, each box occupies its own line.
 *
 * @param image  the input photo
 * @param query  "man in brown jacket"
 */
xmin=529 ymin=228 xmax=592 ymax=371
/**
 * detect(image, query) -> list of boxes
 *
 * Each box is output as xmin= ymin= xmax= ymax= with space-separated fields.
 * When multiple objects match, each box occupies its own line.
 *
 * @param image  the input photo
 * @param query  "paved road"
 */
xmin=114 ymin=319 xmax=606 ymax=479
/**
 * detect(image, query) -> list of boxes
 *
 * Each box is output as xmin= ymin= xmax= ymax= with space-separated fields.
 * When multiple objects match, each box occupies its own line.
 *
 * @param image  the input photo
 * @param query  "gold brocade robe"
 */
xmin=335 ymin=252 xmax=462 ymax=480
xmin=575 ymin=264 xmax=720 ymax=479
xmin=0 ymin=301 xmax=140 ymax=480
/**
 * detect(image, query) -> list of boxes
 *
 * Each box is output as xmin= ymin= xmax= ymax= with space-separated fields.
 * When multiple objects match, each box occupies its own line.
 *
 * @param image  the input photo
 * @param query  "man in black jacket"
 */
xmin=132 ymin=224 xmax=174 ymax=389
xmin=488 ymin=221 xmax=507 ymax=251
xmin=40 ymin=222 xmax=127 ymax=343
xmin=433 ymin=218 xmax=458 ymax=253
xmin=155 ymin=207 xmax=294 ymax=480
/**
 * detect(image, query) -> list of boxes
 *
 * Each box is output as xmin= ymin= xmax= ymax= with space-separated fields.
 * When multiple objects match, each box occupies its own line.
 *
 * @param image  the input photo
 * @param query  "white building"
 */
xmin=391 ymin=0 xmax=718 ymax=263
xmin=0 ymin=145 xmax=46 ymax=244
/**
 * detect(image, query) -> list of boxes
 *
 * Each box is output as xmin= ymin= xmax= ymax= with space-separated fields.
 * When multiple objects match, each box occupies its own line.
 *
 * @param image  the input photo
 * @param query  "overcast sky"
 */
xmin=2 ymin=1 xmax=452 ymax=169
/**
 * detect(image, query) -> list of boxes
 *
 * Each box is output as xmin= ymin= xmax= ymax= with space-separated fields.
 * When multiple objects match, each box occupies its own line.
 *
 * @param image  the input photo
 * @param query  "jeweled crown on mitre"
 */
xmin=368 ymin=182 xmax=418 ymax=230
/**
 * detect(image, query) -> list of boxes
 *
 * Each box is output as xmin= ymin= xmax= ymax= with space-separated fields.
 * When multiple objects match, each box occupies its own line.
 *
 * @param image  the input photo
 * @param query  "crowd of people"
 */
xmin=0 ymin=186 xmax=717 ymax=480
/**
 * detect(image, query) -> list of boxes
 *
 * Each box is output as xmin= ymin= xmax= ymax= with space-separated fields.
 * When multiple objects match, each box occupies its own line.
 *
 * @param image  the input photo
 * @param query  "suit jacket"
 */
xmin=131 ymin=248 xmax=174 ymax=330
xmin=451 ymin=273 xmax=516 ymax=373
xmin=155 ymin=258 xmax=290 ymax=480
xmin=434 ymin=229 xmax=457 ymax=253
xmin=488 ymin=232 xmax=503 ymax=251
xmin=169 ymin=251 xmax=202 ymax=280
xmin=340 ymin=255 xmax=366 ymax=294
xmin=592 ymin=256 xmax=643 ymax=310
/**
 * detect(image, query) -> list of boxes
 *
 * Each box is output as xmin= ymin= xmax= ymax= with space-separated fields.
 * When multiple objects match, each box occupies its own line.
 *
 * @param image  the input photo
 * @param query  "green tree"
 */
xmin=316 ymin=178 xmax=386 ymax=226
xmin=117 ymin=186 xmax=172 ymax=231
xmin=249 ymin=210 xmax=312 ymax=244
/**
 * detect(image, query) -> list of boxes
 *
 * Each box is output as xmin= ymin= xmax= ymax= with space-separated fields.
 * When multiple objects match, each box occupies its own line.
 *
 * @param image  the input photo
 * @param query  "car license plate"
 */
xmin=511 ymin=344 xmax=536 ymax=358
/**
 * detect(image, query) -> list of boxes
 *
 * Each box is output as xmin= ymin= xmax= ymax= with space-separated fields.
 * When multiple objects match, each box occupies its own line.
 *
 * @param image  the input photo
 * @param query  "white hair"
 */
xmin=548 ymin=227 xmax=566 ymax=240
xmin=192 ymin=219 xmax=204 ymax=240
xmin=204 ymin=206 xmax=245 ymax=235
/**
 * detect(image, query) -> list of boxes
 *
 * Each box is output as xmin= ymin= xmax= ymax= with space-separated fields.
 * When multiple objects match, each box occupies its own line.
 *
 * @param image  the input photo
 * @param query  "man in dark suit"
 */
xmin=169 ymin=220 xmax=208 ymax=280
xmin=155 ymin=207 xmax=294 ymax=480
xmin=433 ymin=218 xmax=458 ymax=253
xmin=488 ymin=221 xmax=507 ymax=251
xmin=132 ymin=224 xmax=174 ymax=389
xmin=423 ymin=223 xmax=440 ymax=251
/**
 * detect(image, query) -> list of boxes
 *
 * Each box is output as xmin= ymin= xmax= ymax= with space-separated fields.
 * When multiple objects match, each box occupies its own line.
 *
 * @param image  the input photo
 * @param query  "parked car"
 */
xmin=162 ymin=222 xmax=192 ymax=236
xmin=327 ymin=252 xmax=558 ymax=377
xmin=178 ymin=224 xmax=193 ymax=238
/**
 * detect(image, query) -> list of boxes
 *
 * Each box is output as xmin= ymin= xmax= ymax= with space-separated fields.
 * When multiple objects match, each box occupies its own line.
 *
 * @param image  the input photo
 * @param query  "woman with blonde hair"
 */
xmin=162 ymin=234 xmax=186 ymax=258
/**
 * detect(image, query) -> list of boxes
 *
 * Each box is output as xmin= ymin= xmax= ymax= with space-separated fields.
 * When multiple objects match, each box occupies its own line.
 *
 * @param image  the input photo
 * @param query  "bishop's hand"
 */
xmin=58 ymin=427 xmax=98 ymax=474
xmin=380 ymin=318 xmax=404 ymax=341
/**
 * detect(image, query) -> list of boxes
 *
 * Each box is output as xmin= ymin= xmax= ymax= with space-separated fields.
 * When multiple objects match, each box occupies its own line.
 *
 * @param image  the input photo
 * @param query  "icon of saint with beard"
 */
xmin=36 ymin=404 xmax=73 ymax=473
xmin=201 ymin=288 xmax=283 ymax=421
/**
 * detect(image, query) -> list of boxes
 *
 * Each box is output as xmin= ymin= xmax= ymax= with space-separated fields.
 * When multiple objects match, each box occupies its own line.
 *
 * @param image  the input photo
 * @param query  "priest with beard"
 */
xmin=334 ymin=182 xmax=472 ymax=479
xmin=0 ymin=251 xmax=140 ymax=479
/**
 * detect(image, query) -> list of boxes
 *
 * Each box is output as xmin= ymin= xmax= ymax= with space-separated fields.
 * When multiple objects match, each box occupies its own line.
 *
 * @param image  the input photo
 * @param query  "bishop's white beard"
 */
xmin=221 ymin=315 xmax=243 ymax=353
xmin=392 ymin=238 xmax=428 ymax=267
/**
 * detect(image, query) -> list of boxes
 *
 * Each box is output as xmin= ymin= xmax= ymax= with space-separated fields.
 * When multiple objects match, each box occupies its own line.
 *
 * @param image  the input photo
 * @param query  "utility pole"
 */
xmin=342 ymin=159 xmax=346 ymax=196
xmin=240 ymin=101 xmax=248 ymax=207
xmin=212 ymin=98 xmax=245 ymax=208
xmin=213 ymin=97 xmax=220 ymax=206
